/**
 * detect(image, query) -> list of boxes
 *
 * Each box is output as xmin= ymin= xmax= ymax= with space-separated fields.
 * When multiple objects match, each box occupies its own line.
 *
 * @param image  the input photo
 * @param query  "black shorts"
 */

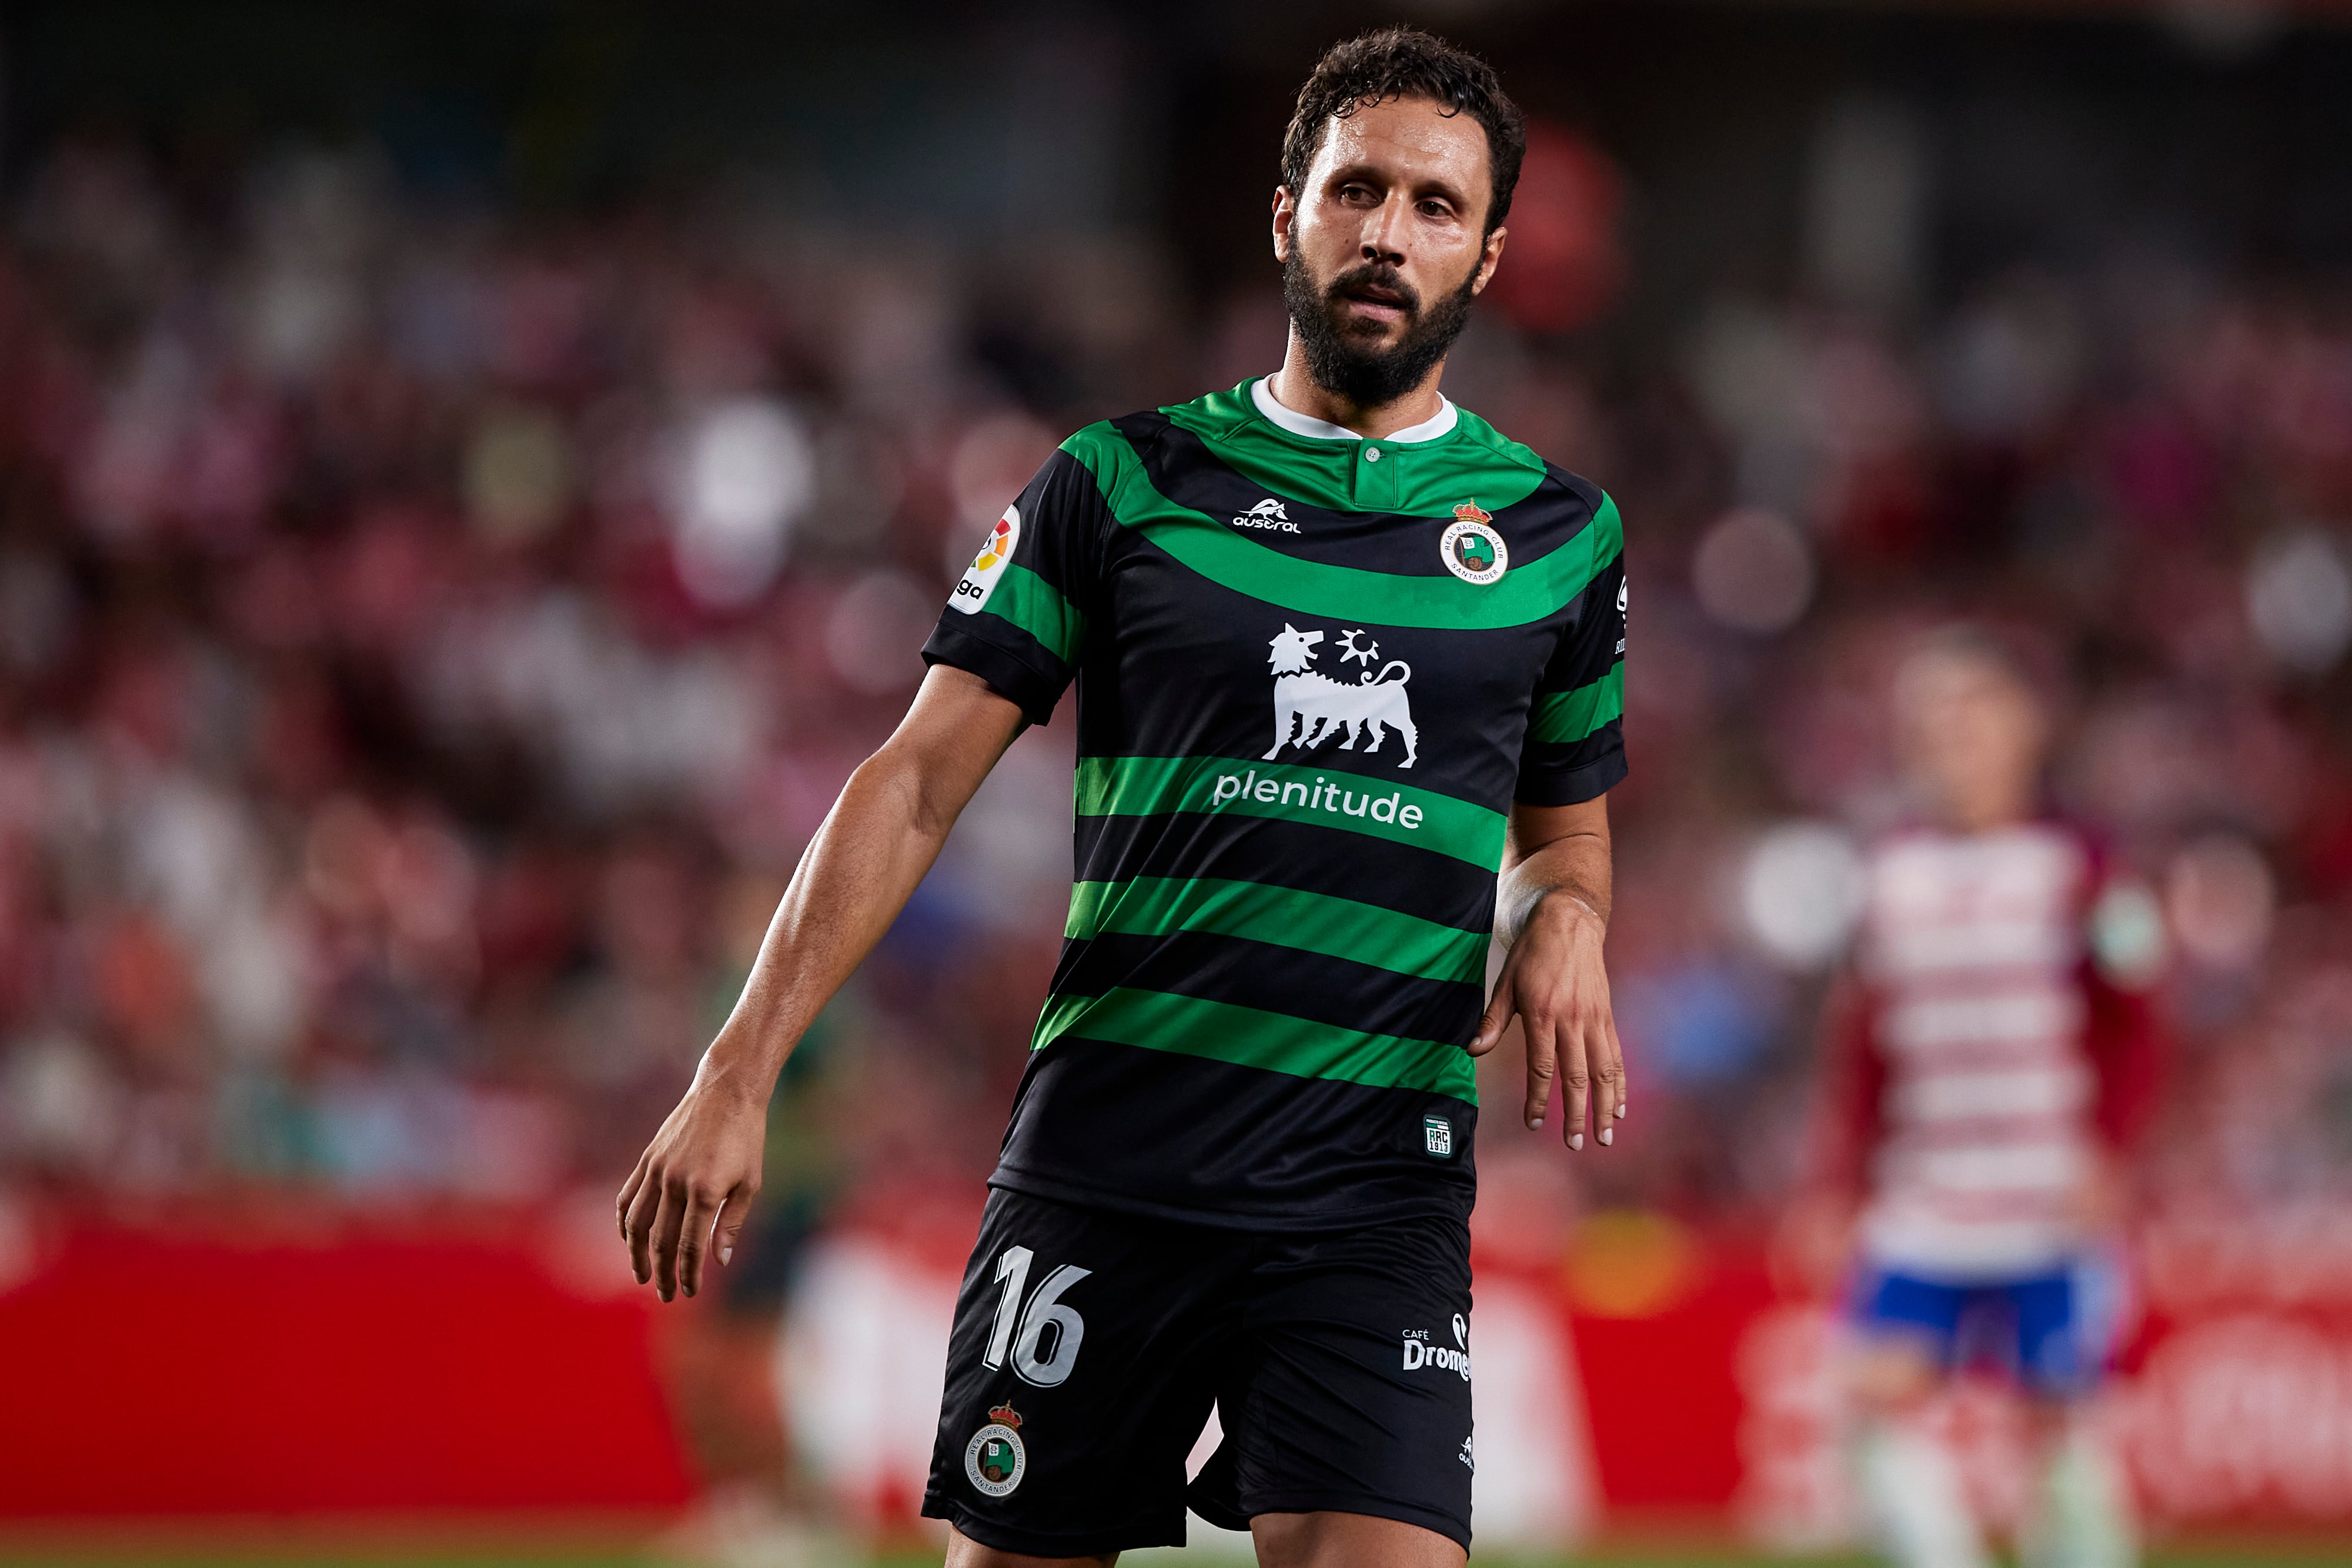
xmin=921 ymin=1187 xmax=1475 ymax=1558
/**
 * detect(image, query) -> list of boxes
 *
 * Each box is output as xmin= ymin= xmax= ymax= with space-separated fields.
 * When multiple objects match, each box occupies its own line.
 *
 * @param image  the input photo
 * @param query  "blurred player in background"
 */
xmin=1802 ymin=628 xmax=2166 ymax=1568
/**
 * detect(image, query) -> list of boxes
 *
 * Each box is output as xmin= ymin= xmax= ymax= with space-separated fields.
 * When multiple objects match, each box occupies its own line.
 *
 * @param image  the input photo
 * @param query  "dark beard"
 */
xmin=1281 ymin=250 xmax=1479 ymax=411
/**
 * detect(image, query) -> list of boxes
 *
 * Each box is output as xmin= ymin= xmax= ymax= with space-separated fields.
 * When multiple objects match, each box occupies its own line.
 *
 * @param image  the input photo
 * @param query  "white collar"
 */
xmin=1251 ymin=376 xmax=1458 ymax=444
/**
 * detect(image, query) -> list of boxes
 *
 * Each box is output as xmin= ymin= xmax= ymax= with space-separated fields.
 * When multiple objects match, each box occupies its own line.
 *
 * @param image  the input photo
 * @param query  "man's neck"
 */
xmin=1267 ymin=333 xmax=1448 ymax=441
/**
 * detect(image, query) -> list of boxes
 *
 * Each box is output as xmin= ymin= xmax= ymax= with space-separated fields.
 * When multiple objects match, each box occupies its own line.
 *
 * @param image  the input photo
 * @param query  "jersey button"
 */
xmin=1365 ymin=446 xmax=1382 ymax=462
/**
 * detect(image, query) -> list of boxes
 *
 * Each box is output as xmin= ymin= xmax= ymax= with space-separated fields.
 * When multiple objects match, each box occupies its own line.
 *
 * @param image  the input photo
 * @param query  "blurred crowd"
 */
xmin=1 ymin=127 xmax=2349 ymax=1281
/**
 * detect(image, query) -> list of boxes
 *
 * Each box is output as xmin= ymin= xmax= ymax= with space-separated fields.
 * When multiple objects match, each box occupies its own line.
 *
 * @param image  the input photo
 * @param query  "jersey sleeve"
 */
xmin=1515 ymin=486 xmax=1626 ymax=805
xmin=921 ymin=444 xmax=1107 ymax=726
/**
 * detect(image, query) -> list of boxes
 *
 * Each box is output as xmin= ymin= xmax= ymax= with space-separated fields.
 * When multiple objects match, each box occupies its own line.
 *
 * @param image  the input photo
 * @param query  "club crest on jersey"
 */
xmin=964 ymin=1402 xmax=1027 ymax=1497
xmin=949 ymin=504 xmax=1020 ymax=616
xmin=1439 ymin=502 xmax=1508 ymax=586
xmin=1263 ymin=624 xmax=1417 ymax=768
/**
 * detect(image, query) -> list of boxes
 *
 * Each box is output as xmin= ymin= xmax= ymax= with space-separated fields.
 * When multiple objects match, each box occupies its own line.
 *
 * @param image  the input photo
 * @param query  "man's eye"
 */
xmin=1419 ymin=200 xmax=1454 ymax=219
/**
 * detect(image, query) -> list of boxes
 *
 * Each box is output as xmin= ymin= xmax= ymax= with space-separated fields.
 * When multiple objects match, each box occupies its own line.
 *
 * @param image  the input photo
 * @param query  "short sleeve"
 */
xmin=921 ymin=444 xmax=1107 ymax=726
xmin=1515 ymin=489 xmax=1626 ymax=806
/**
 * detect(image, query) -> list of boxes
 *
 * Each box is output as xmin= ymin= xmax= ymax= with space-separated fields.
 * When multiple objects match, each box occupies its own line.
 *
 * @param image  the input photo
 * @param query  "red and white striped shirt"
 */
xmin=1815 ymin=822 xmax=2164 ymax=1279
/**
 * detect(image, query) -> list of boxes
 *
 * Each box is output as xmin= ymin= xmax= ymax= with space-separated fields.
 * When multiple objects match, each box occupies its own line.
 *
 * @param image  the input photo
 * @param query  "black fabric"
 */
xmin=921 ymin=618 xmax=1065 ymax=728
xmin=923 ymin=1188 xmax=1477 ymax=1556
xmin=1051 ymin=931 xmax=1484 ymax=1049
xmin=1080 ymin=527 xmax=1568 ymax=810
xmin=993 ymin=1038 xmax=1476 ymax=1230
xmin=1515 ymin=721 xmax=1629 ymax=807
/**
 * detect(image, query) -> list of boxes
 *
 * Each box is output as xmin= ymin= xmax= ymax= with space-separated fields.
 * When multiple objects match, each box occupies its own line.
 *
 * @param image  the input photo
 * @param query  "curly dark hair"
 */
xmin=1279 ymin=27 xmax=1526 ymax=234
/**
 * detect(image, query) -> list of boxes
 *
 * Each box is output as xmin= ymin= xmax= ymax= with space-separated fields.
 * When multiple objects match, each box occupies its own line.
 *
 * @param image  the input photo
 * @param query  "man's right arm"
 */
xmin=617 ymin=664 xmax=1027 ymax=1302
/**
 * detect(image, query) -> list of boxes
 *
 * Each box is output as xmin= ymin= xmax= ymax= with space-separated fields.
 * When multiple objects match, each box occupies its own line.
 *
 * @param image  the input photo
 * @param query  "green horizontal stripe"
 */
xmin=1529 ymin=662 xmax=1624 ymax=744
xmin=977 ymin=563 xmax=1085 ymax=666
xmin=1064 ymin=424 xmax=1619 ymax=632
xmin=1034 ymin=985 xmax=1478 ymax=1101
xmin=1065 ymin=875 xmax=1488 ymax=985
xmin=1073 ymin=754 xmax=1508 ymax=871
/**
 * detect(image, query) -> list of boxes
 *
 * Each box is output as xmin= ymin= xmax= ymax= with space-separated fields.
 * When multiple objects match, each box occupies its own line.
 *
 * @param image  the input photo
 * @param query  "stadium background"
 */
xmin=1 ymin=1 xmax=2349 ymax=1563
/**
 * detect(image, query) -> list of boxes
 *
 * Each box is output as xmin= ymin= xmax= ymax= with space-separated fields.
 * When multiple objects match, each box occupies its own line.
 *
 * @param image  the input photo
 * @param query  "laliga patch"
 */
xmin=950 ymin=504 xmax=1020 ymax=615
xmin=964 ymin=1403 xmax=1028 ymax=1496
xmin=1439 ymin=502 xmax=1508 ymax=586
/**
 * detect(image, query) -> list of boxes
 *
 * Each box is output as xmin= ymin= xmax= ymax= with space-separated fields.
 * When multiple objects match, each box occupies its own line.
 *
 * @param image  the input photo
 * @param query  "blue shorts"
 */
xmin=1849 ymin=1259 xmax=2114 ymax=1396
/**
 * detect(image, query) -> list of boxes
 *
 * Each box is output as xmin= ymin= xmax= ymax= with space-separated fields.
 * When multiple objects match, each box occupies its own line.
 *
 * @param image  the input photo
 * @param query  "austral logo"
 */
xmin=1261 ymin=623 xmax=1418 ymax=768
xmin=1439 ymin=502 xmax=1508 ymax=586
xmin=964 ymin=1402 xmax=1028 ymax=1497
xmin=1232 ymin=497 xmax=1301 ymax=533
xmin=950 ymin=504 xmax=1020 ymax=615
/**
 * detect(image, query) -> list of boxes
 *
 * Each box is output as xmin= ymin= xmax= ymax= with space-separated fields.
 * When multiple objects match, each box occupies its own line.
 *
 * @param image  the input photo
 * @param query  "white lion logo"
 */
xmin=1263 ymin=623 xmax=1417 ymax=768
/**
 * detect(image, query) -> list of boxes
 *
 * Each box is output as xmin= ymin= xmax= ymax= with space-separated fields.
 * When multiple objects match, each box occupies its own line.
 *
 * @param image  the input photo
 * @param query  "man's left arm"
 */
xmin=1472 ymin=795 xmax=1622 ymax=1149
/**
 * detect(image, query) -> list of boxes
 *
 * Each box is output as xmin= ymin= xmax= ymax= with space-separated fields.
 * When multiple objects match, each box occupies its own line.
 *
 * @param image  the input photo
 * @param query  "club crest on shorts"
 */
xmin=1439 ymin=502 xmax=1507 ymax=586
xmin=964 ymin=1402 xmax=1027 ymax=1497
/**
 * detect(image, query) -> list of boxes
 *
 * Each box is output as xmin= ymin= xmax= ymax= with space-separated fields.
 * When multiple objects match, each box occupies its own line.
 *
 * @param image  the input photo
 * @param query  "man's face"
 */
xmin=1896 ymin=651 xmax=2047 ymax=831
xmin=1274 ymin=95 xmax=1506 ymax=406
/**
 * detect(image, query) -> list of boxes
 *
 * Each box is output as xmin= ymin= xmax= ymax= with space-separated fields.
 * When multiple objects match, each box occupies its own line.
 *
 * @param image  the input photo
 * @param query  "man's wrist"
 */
xmin=1530 ymin=884 xmax=1607 ymax=932
xmin=693 ymin=1028 xmax=789 ymax=1110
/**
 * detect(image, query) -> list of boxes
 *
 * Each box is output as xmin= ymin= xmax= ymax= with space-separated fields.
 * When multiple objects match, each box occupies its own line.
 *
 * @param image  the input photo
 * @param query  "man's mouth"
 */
xmin=1332 ymin=272 xmax=1416 ymax=325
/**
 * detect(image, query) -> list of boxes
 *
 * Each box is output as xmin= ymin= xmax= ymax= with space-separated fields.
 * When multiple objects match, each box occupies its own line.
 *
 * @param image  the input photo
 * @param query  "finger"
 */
xmin=713 ymin=1184 xmax=757 ymax=1272
xmin=1598 ymin=1008 xmax=1627 ymax=1138
xmin=1609 ymin=1001 xmax=1628 ymax=1124
xmin=1471 ymin=961 xmax=1517 ymax=1057
xmin=651 ymin=1176 xmax=690 ymax=1302
xmin=1593 ymin=1013 xmax=1625 ymax=1145
xmin=617 ymin=1155 xmax=649 ymax=1242
xmin=1521 ymin=1012 xmax=1557 ymax=1132
xmin=1561 ymin=1021 xmax=1592 ymax=1151
xmin=625 ymin=1169 xmax=664 ymax=1285
xmin=678 ymin=1180 xmax=723 ymax=1299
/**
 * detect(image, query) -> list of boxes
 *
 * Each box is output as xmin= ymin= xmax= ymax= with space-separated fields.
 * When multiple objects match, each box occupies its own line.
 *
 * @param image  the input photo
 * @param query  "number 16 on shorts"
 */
xmin=983 ymin=1244 xmax=1091 ymax=1388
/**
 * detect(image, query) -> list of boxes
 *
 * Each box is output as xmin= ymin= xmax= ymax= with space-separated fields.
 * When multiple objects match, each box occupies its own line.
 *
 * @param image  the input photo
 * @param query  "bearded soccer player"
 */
xmin=1802 ymin=630 xmax=2164 ymax=1568
xmin=619 ymin=29 xmax=1628 ymax=1567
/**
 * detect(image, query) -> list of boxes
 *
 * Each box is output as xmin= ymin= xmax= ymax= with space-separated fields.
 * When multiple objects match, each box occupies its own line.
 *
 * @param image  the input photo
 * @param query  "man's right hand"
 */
xmin=617 ymin=1069 xmax=770 ymax=1302
xmin=612 ymin=666 xmax=1030 ymax=1305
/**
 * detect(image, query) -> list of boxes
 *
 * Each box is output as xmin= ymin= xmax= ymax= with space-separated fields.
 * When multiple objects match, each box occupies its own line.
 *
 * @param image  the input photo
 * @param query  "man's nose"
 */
xmin=1360 ymin=193 xmax=1410 ymax=266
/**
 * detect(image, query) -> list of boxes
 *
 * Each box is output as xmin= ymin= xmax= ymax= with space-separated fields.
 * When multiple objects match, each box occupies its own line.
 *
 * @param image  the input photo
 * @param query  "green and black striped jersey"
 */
xmin=923 ymin=377 xmax=1626 ymax=1229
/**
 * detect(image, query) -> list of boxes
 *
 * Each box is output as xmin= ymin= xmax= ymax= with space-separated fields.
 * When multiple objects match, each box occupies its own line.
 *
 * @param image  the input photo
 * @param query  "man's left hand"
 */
xmin=1471 ymin=889 xmax=1625 ymax=1149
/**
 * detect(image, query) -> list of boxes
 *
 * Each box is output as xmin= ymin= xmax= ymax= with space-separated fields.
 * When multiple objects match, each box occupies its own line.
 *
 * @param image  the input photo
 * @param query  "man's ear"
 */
xmin=1271 ymin=186 xmax=1296 ymax=263
xmin=1470 ymin=225 xmax=1508 ymax=296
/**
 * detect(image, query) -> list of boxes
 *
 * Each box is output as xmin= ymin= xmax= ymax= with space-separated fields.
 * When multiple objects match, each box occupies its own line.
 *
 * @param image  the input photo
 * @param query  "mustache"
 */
xmin=1324 ymin=262 xmax=1422 ymax=319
